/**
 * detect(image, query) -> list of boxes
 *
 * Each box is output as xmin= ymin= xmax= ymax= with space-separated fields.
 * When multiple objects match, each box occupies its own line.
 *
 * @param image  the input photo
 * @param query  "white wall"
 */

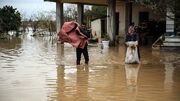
xmin=116 ymin=2 xmax=126 ymax=37
xmin=132 ymin=4 xmax=154 ymax=26
xmin=90 ymin=2 xmax=159 ymax=42
xmin=91 ymin=19 xmax=101 ymax=42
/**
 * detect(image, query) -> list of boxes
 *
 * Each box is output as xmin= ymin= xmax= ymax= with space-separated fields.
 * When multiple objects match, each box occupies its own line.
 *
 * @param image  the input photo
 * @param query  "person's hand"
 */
xmin=79 ymin=35 xmax=84 ymax=39
xmin=124 ymin=43 xmax=128 ymax=47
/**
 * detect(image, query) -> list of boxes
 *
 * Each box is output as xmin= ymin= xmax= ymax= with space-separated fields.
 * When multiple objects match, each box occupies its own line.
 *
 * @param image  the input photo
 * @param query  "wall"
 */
xmin=116 ymin=2 xmax=156 ymax=37
xmin=116 ymin=1 xmax=126 ymax=37
xmin=91 ymin=19 xmax=101 ymax=42
xmin=132 ymin=4 xmax=155 ymax=26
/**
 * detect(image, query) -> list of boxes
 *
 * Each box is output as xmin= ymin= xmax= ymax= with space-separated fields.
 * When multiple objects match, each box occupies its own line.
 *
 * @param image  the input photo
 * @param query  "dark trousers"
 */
xmin=76 ymin=46 xmax=89 ymax=65
xmin=137 ymin=46 xmax=141 ymax=59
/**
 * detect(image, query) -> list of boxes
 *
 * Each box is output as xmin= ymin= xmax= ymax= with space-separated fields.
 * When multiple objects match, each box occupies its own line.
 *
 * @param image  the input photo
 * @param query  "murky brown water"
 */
xmin=0 ymin=34 xmax=180 ymax=101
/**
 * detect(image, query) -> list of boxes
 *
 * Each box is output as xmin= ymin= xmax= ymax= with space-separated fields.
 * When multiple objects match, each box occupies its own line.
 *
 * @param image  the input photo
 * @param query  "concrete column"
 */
xmin=107 ymin=0 xmax=116 ymax=46
xmin=56 ymin=2 xmax=64 ymax=33
xmin=166 ymin=9 xmax=175 ymax=36
xmin=125 ymin=2 xmax=132 ymax=33
xmin=77 ymin=4 xmax=84 ymax=25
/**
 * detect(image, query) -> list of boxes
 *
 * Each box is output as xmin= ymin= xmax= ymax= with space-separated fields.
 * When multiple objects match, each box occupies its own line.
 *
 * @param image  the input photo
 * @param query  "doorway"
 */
xmin=115 ymin=12 xmax=119 ymax=35
xmin=139 ymin=12 xmax=149 ymax=23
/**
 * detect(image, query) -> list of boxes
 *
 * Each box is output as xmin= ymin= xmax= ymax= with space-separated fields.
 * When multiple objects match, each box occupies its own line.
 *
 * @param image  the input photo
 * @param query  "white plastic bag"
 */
xmin=125 ymin=41 xmax=140 ymax=64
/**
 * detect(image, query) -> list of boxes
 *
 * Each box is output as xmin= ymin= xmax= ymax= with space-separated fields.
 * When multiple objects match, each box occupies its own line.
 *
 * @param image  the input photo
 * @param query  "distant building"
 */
xmin=45 ymin=0 xmax=166 ymax=44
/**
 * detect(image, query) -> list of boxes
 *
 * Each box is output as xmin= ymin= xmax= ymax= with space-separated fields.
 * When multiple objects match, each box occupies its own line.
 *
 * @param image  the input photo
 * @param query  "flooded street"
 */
xmin=0 ymin=34 xmax=180 ymax=101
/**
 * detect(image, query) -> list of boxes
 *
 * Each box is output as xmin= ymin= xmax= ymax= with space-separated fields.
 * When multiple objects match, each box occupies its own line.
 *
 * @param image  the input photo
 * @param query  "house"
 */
xmin=45 ymin=0 xmax=174 ymax=46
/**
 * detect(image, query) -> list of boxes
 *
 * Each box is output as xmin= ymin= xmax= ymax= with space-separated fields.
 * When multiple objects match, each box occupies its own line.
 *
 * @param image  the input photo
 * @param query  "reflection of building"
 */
xmin=138 ymin=63 xmax=165 ymax=100
xmin=164 ymin=63 xmax=174 ymax=91
xmin=172 ymin=63 xmax=180 ymax=100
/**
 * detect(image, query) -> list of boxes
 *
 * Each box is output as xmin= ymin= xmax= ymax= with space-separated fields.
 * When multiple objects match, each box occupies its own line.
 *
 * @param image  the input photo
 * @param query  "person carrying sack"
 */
xmin=125 ymin=22 xmax=140 ymax=64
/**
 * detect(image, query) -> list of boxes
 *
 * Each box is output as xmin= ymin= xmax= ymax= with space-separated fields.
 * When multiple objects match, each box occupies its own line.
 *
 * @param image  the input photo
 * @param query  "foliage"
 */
xmin=90 ymin=6 xmax=107 ymax=19
xmin=0 ymin=5 xmax=21 ymax=33
xmin=64 ymin=4 xmax=77 ymax=21
xmin=29 ymin=11 xmax=55 ymax=32
xmin=102 ymin=33 xmax=110 ymax=41
xmin=84 ymin=5 xmax=107 ymax=27
xmin=135 ymin=0 xmax=180 ymax=32
xmin=63 ymin=5 xmax=107 ymax=24
xmin=135 ymin=0 xmax=180 ymax=19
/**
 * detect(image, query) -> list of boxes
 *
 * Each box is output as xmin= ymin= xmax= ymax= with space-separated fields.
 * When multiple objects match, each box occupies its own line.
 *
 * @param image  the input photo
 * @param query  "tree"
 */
xmin=84 ymin=5 xmax=107 ymax=27
xmin=90 ymin=5 xmax=107 ymax=20
xmin=64 ymin=4 xmax=78 ymax=21
xmin=135 ymin=0 xmax=180 ymax=33
xmin=0 ymin=6 xmax=21 ymax=33
xmin=135 ymin=0 xmax=167 ymax=18
xmin=29 ymin=11 xmax=55 ymax=33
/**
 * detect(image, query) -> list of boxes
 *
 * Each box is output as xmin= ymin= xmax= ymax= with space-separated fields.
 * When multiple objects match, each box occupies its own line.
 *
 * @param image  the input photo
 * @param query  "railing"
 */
xmin=152 ymin=35 xmax=164 ymax=50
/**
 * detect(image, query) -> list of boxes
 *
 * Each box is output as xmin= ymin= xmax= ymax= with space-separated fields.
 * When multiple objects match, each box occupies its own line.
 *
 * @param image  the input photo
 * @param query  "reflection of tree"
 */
xmin=0 ymin=37 xmax=22 ymax=49
xmin=75 ymin=66 xmax=89 ymax=100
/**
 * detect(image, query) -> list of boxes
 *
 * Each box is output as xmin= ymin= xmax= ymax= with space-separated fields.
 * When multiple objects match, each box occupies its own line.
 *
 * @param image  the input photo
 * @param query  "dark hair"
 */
xmin=129 ymin=22 xmax=135 ymax=26
xmin=82 ymin=22 xmax=86 ymax=26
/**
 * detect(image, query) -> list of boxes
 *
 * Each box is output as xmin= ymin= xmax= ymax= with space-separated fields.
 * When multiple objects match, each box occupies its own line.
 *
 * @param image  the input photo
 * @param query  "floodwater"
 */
xmin=0 ymin=34 xmax=180 ymax=101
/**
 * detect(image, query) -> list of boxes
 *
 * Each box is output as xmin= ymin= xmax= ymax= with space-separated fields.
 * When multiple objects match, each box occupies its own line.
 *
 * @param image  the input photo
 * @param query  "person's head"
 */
xmin=129 ymin=22 xmax=135 ymax=26
xmin=81 ymin=22 xmax=86 ymax=28
xmin=134 ymin=26 xmax=139 ymax=33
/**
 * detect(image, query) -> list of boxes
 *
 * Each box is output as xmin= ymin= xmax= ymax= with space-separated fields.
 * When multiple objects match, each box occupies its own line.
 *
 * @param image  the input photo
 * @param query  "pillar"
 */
xmin=107 ymin=0 xmax=116 ymax=46
xmin=56 ymin=2 xmax=64 ymax=33
xmin=77 ymin=4 xmax=84 ymax=25
xmin=125 ymin=2 xmax=132 ymax=33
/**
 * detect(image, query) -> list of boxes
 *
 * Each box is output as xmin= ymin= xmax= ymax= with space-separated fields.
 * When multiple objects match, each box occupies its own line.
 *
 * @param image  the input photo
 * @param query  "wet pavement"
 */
xmin=0 ymin=34 xmax=180 ymax=101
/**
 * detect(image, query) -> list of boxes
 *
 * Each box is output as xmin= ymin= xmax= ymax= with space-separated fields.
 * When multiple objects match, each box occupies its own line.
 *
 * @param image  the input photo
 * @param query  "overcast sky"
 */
xmin=0 ymin=0 xmax=56 ymax=18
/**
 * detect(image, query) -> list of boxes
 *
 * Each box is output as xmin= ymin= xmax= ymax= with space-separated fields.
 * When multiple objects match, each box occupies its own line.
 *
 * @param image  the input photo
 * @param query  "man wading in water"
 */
xmin=76 ymin=22 xmax=90 ymax=65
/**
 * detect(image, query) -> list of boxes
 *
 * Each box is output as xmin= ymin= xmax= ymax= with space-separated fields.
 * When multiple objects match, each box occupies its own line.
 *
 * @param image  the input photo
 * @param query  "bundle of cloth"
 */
xmin=58 ymin=21 xmax=88 ymax=49
xmin=125 ymin=41 xmax=140 ymax=64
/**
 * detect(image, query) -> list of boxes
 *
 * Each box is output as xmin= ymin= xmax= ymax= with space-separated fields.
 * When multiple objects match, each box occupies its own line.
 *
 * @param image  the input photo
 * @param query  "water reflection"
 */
xmin=172 ymin=63 xmax=180 ymax=100
xmin=56 ymin=43 xmax=64 ymax=65
xmin=56 ymin=65 xmax=65 ymax=101
xmin=125 ymin=64 xmax=140 ymax=90
xmin=0 ymin=37 xmax=22 ymax=49
xmin=125 ymin=64 xmax=140 ymax=101
xmin=0 ymin=35 xmax=180 ymax=101
xmin=76 ymin=66 xmax=89 ymax=100
xmin=0 ymin=37 xmax=22 ymax=73
xmin=56 ymin=65 xmax=89 ymax=101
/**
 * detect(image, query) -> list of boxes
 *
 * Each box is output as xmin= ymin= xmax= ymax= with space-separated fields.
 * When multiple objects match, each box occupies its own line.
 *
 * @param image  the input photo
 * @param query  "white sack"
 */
xmin=125 ymin=41 xmax=140 ymax=64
